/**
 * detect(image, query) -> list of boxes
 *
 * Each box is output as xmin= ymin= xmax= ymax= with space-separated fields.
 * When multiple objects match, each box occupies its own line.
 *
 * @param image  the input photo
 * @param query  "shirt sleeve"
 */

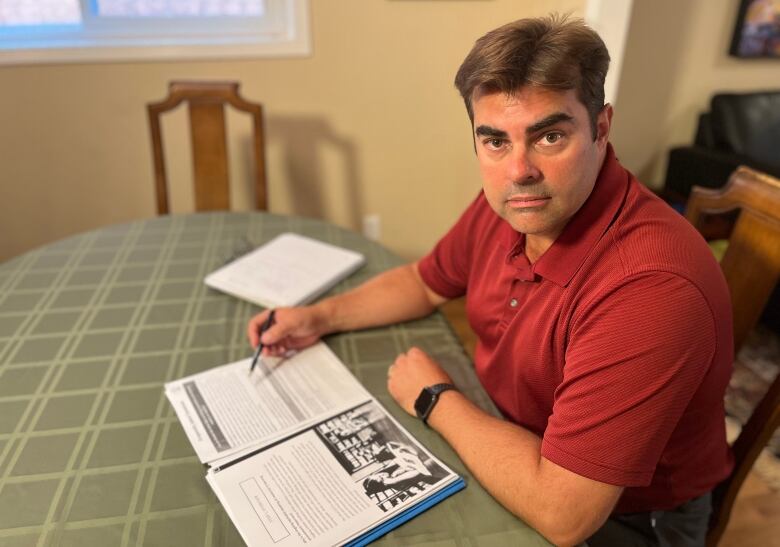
xmin=417 ymin=192 xmax=485 ymax=299
xmin=541 ymin=272 xmax=718 ymax=487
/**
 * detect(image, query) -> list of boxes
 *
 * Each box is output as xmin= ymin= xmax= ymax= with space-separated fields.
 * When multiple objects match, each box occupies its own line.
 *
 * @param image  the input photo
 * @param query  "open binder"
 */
xmin=165 ymin=343 xmax=465 ymax=546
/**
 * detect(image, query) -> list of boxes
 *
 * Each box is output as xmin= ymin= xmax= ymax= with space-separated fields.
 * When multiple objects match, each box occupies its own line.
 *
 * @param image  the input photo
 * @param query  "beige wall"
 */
xmin=610 ymin=0 xmax=780 ymax=188
xmin=0 ymin=0 xmax=585 ymax=263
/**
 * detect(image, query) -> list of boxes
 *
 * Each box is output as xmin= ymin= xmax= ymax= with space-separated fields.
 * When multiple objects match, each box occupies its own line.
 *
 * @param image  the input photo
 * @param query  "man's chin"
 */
xmin=501 ymin=212 xmax=551 ymax=235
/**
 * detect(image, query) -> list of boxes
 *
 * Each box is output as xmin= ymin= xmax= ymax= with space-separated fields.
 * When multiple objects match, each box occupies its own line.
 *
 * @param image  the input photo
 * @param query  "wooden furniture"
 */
xmin=685 ymin=167 xmax=780 ymax=545
xmin=147 ymin=81 xmax=267 ymax=214
xmin=686 ymin=167 xmax=780 ymax=352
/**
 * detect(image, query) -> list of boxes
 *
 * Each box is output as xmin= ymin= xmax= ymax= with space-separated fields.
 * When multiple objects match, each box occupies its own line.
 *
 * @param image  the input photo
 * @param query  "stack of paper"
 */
xmin=205 ymin=233 xmax=366 ymax=308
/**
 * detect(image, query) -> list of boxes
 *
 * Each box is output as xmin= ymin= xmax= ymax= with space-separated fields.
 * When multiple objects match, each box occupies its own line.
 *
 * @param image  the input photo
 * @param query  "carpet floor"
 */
xmin=726 ymin=325 xmax=780 ymax=490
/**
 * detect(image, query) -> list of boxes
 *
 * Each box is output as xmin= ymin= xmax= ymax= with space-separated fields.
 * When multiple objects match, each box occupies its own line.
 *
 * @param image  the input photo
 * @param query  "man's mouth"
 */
xmin=506 ymin=195 xmax=551 ymax=208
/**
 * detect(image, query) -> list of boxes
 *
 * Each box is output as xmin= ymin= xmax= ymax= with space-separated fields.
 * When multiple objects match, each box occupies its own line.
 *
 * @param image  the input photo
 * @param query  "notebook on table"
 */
xmin=205 ymin=233 xmax=366 ymax=308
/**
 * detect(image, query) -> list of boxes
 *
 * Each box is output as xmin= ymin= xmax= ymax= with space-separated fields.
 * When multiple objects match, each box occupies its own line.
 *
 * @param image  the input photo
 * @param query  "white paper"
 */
xmin=205 ymin=233 xmax=365 ymax=308
xmin=207 ymin=401 xmax=458 ymax=547
xmin=165 ymin=343 xmax=371 ymax=464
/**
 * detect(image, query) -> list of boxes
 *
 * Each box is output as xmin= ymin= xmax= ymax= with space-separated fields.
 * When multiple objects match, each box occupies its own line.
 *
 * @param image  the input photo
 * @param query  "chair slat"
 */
xmin=189 ymin=102 xmax=230 ymax=211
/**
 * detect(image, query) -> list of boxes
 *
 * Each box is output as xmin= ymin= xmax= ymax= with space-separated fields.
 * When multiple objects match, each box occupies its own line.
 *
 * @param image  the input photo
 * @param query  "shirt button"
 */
xmin=509 ymin=298 xmax=518 ymax=308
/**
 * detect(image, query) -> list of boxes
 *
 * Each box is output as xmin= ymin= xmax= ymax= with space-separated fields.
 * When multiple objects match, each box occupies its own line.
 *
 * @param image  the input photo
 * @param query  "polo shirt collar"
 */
xmin=532 ymin=144 xmax=629 ymax=287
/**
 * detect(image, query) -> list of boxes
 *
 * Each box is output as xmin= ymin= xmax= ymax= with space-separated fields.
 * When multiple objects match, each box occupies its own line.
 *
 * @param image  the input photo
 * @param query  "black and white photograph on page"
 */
xmin=314 ymin=402 xmax=449 ymax=512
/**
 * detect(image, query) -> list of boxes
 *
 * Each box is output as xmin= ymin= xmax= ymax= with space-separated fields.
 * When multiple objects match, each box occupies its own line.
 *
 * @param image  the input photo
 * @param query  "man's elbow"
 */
xmin=542 ymin=527 xmax=594 ymax=547
xmin=523 ymin=463 xmax=622 ymax=545
xmin=535 ymin=510 xmax=609 ymax=547
xmin=410 ymin=262 xmax=449 ymax=308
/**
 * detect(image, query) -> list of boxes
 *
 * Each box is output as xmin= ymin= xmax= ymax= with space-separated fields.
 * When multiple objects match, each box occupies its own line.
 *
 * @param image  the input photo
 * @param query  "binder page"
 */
xmin=204 ymin=233 xmax=365 ymax=308
xmin=207 ymin=401 xmax=460 ymax=547
xmin=165 ymin=343 xmax=370 ymax=464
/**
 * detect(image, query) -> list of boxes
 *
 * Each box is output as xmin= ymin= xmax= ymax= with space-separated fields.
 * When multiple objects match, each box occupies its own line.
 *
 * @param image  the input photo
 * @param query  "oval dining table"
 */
xmin=0 ymin=212 xmax=550 ymax=546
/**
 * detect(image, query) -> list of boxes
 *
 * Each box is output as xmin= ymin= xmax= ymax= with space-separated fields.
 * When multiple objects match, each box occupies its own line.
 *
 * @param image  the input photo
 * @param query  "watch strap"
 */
xmin=417 ymin=383 xmax=457 ymax=425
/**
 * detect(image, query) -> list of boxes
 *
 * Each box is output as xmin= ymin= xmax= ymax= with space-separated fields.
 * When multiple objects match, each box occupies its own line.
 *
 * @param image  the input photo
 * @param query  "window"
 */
xmin=0 ymin=0 xmax=310 ymax=65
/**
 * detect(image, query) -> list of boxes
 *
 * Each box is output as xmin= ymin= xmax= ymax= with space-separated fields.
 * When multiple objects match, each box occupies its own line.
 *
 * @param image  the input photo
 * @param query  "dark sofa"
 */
xmin=663 ymin=90 xmax=780 ymax=201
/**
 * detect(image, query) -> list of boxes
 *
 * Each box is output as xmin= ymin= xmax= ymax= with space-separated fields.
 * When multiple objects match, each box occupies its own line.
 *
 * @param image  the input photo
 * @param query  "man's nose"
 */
xmin=508 ymin=148 xmax=541 ymax=183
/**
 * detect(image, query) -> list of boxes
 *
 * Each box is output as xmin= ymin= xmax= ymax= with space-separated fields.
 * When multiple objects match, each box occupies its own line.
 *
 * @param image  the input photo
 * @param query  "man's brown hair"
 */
xmin=454 ymin=14 xmax=610 ymax=138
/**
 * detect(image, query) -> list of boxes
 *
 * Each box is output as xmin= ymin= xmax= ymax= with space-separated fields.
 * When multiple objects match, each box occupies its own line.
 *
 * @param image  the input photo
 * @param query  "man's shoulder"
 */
xmin=570 ymin=178 xmax=730 ymax=318
xmin=607 ymin=179 xmax=718 ymax=279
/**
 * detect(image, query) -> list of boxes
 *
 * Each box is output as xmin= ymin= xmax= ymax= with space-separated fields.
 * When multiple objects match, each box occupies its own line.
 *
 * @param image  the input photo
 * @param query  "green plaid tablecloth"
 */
xmin=0 ymin=213 xmax=549 ymax=546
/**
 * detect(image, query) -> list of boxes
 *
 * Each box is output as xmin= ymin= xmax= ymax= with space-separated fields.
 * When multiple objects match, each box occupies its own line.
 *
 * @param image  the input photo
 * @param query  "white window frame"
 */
xmin=0 ymin=0 xmax=310 ymax=65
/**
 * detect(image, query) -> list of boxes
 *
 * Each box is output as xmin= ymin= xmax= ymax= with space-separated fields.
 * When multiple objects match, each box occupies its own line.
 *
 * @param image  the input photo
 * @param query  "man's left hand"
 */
xmin=387 ymin=347 xmax=453 ymax=415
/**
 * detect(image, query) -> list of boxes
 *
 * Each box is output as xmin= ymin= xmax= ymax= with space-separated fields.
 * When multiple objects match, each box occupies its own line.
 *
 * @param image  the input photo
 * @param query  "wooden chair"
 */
xmin=147 ymin=81 xmax=267 ymax=214
xmin=685 ymin=167 xmax=780 ymax=545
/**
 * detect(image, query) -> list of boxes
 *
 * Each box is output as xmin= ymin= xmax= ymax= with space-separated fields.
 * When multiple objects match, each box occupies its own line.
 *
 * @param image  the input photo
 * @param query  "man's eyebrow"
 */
xmin=475 ymin=125 xmax=509 ymax=139
xmin=526 ymin=112 xmax=575 ymax=135
xmin=475 ymin=113 xmax=575 ymax=140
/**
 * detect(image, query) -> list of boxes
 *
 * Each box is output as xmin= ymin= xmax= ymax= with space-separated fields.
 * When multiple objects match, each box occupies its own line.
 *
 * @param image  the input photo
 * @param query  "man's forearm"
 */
xmin=313 ymin=263 xmax=444 ymax=333
xmin=427 ymin=392 xmax=548 ymax=522
xmin=427 ymin=391 xmax=620 ymax=546
xmin=250 ymin=263 xmax=448 ymax=357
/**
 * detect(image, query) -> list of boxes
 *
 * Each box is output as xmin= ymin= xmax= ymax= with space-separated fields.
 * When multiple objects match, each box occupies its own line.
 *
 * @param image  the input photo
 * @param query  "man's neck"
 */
xmin=524 ymin=233 xmax=558 ymax=264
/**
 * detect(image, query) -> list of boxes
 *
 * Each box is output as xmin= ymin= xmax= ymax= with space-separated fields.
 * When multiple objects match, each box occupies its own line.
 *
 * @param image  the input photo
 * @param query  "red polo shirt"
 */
xmin=418 ymin=145 xmax=734 ymax=513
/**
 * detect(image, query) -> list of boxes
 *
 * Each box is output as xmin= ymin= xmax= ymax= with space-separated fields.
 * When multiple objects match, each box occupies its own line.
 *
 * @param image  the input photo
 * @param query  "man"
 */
xmin=247 ymin=15 xmax=734 ymax=546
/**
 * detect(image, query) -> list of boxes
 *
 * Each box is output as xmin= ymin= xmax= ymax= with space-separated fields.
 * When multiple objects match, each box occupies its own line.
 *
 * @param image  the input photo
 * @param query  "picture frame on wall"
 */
xmin=730 ymin=0 xmax=780 ymax=58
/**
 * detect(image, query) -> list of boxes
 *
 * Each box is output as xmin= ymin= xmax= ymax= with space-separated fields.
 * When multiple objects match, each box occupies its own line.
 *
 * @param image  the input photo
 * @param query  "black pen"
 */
xmin=249 ymin=309 xmax=276 ymax=374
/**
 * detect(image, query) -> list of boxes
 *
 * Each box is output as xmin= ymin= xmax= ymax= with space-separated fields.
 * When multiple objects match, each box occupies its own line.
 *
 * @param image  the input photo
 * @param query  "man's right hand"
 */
xmin=246 ymin=306 xmax=330 ymax=357
xmin=245 ymin=263 xmax=444 ymax=358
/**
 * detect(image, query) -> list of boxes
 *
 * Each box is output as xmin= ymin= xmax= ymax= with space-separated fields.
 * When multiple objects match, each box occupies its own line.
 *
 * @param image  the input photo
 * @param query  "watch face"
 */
xmin=414 ymin=387 xmax=435 ymax=420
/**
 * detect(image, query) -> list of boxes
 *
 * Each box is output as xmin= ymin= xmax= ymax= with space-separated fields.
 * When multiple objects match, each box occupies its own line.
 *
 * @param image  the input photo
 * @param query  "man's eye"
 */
xmin=540 ymin=132 xmax=563 ymax=145
xmin=485 ymin=138 xmax=504 ymax=149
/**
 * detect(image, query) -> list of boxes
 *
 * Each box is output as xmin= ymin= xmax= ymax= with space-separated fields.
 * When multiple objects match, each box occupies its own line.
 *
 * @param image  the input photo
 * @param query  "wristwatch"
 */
xmin=414 ymin=383 xmax=457 ymax=425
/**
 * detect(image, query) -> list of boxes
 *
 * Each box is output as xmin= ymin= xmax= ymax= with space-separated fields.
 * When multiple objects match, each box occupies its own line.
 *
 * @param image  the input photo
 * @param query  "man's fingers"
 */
xmin=259 ymin=322 xmax=287 ymax=346
xmin=262 ymin=343 xmax=284 ymax=356
xmin=247 ymin=310 xmax=272 ymax=347
xmin=407 ymin=346 xmax=426 ymax=359
xmin=248 ymin=307 xmax=323 ymax=355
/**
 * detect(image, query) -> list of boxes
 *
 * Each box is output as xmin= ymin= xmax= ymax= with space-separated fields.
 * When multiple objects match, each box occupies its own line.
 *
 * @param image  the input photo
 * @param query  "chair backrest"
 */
xmin=685 ymin=167 xmax=780 ymax=545
xmin=147 ymin=81 xmax=267 ymax=214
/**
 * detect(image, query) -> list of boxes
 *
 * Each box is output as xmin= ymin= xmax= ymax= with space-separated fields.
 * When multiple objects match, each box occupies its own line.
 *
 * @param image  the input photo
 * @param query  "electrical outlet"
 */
xmin=362 ymin=214 xmax=381 ymax=241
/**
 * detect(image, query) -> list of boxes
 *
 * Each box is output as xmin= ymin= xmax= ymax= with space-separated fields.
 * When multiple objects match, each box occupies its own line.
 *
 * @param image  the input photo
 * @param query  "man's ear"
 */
xmin=596 ymin=104 xmax=613 ymax=145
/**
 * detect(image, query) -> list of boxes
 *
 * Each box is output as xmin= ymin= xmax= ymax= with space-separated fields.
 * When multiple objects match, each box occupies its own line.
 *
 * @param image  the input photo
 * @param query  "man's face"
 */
xmin=471 ymin=86 xmax=612 ymax=255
